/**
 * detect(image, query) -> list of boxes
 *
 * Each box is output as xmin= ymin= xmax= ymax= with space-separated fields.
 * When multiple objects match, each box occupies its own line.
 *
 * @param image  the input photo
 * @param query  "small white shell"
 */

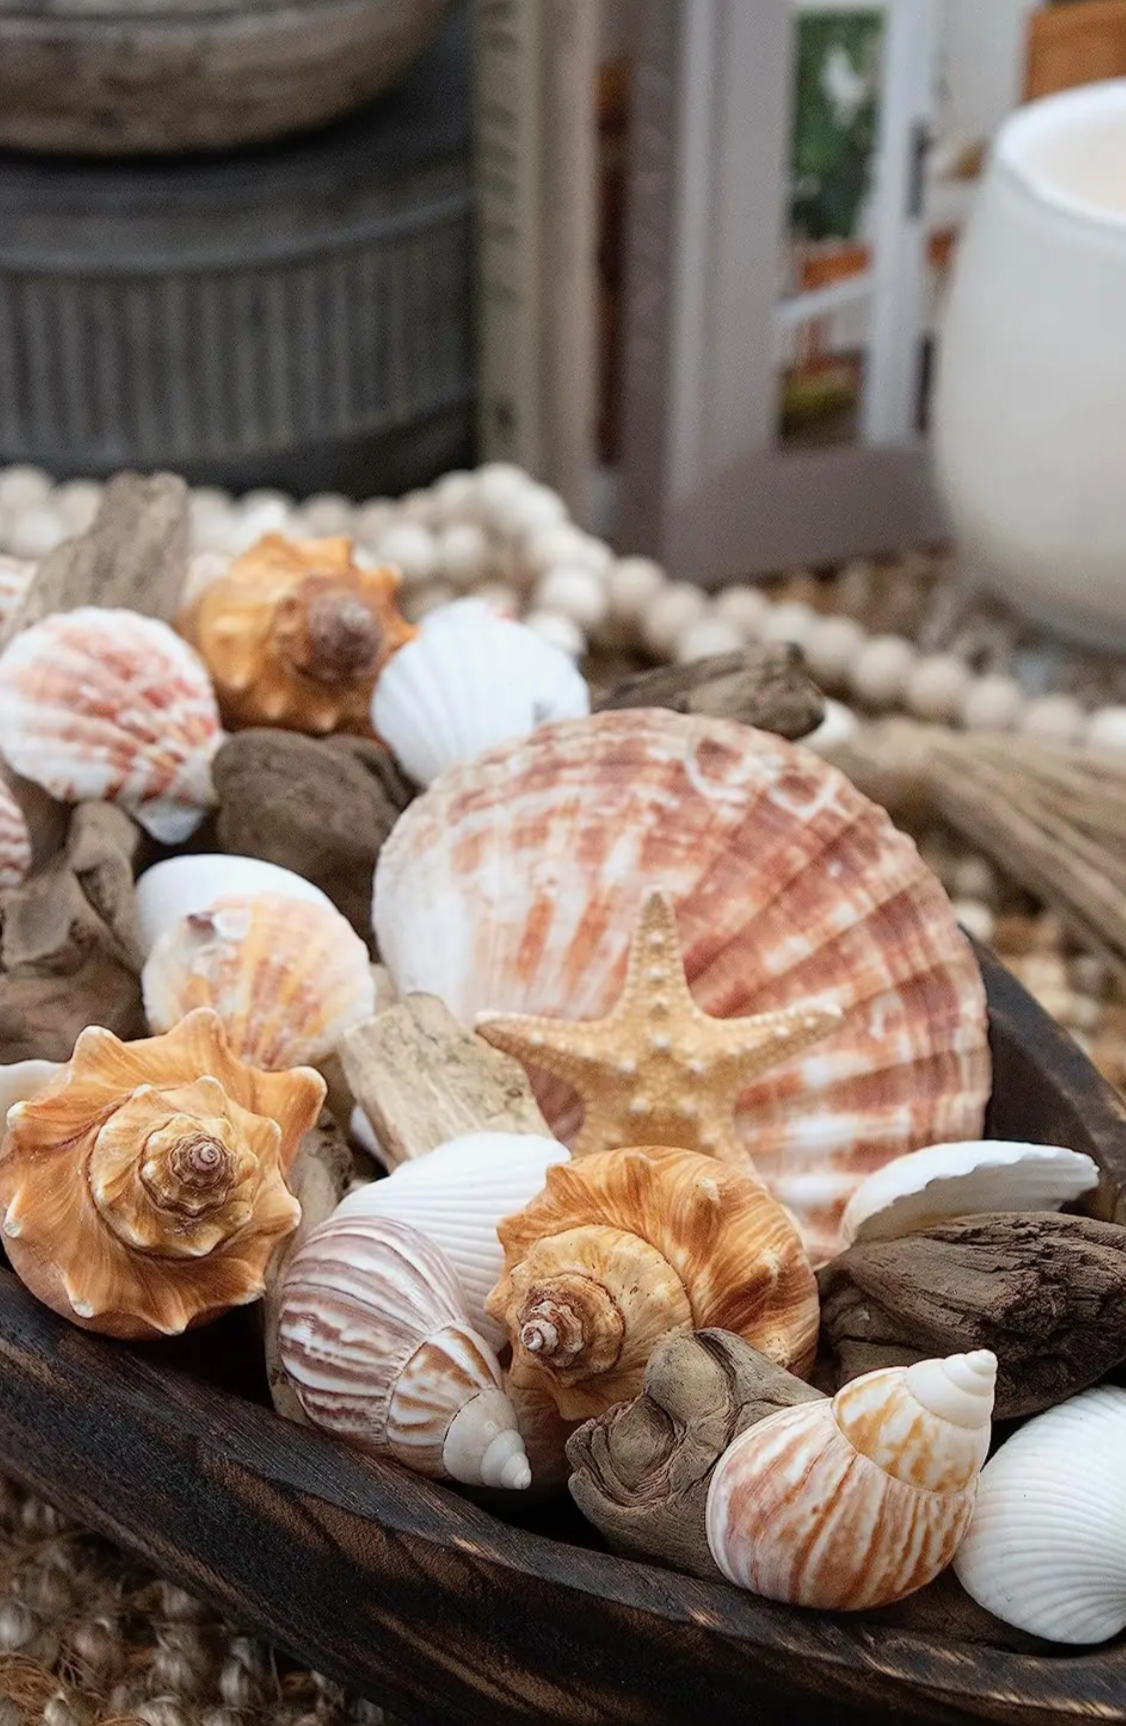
xmin=840 ymin=1139 xmax=1099 ymax=1245
xmin=135 ymin=854 xmax=335 ymax=956
xmin=371 ymin=598 xmax=590 ymax=786
xmin=0 ymin=779 xmax=31 ymax=893
xmin=954 ymin=1385 xmax=1126 ymax=1644
xmin=334 ymin=1131 xmax=571 ymax=1348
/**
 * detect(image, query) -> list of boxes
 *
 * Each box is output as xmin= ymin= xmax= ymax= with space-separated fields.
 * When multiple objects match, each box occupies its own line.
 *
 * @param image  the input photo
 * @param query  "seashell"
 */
xmin=0 ymin=1058 xmax=62 ymax=1118
xmin=954 ymin=1385 xmax=1126 ymax=1644
xmin=503 ymin=1370 xmax=579 ymax=1495
xmin=486 ymin=1145 xmax=819 ymax=1420
xmin=179 ymin=533 xmax=416 ymax=735
xmin=142 ymin=892 xmax=375 ymax=1071
xmin=840 ymin=1139 xmax=1100 ymax=1245
xmin=0 ymin=555 xmax=36 ymax=633
xmin=135 ymin=853 xmax=335 ymax=956
xmin=0 ymin=608 xmax=221 ymax=842
xmin=0 ymin=1008 xmax=325 ymax=1340
xmin=277 ymin=1211 xmax=531 ymax=1490
xmin=371 ymin=598 xmax=590 ymax=786
xmin=334 ymin=1131 xmax=571 ymax=1348
xmin=373 ymin=708 xmax=990 ymax=1263
xmin=0 ymin=776 xmax=31 ymax=892
xmin=706 ymin=1350 xmax=997 ymax=1609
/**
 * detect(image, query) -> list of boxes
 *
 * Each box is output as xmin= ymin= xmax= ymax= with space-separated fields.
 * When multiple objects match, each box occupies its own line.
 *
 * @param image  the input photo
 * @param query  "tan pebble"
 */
xmin=298 ymin=492 xmax=354 ymax=535
xmin=608 ymin=556 xmax=665 ymax=622
xmin=758 ymin=600 xmax=816 ymax=650
xmin=803 ymin=614 xmax=867 ymax=687
xmin=991 ymin=913 xmax=1038 ymax=955
xmin=0 ymin=465 xmax=51 ymax=513
xmin=54 ymin=478 xmax=104 ymax=534
xmin=534 ymin=563 xmax=608 ymax=630
xmin=1019 ymin=693 xmax=1086 ymax=743
xmin=713 ymin=583 xmax=769 ymax=639
xmin=905 ymin=653 xmax=972 ymax=723
xmin=377 ymin=521 xmax=438 ymax=585
xmin=641 ymin=582 xmax=708 ymax=657
xmin=437 ymin=521 xmax=489 ymax=587
xmin=951 ymin=855 xmax=998 ymax=905
xmin=354 ymin=499 xmax=396 ymax=545
xmin=960 ymin=672 xmax=1025 ymax=732
xmin=8 ymin=506 xmax=67 ymax=560
xmin=1085 ymin=706 xmax=1126 ymax=753
xmin=848 ymin=634 xmax=918 ymax=708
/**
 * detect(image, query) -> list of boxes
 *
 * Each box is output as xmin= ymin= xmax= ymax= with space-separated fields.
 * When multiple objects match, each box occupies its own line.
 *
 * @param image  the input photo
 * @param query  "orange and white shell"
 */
xmin=179 ymin=533 xmax=416 ymax=735
xmin=277 ymin=1210 xmax=531 ymax=1490
xmin=705 ymin=1351 xmax=996 ymax=1609
xmin=0 ymin=608 xmax=221 ymax=843
xmin=0 ymin=1008 xmax=325 ymax=1341
xmin=374 ymin=709 xmax=990 ymax=1263
xmin=141 ymin=892 xmax=375 ymax=1071
xmin=486 ymin=1145 xmax=819 ymax=1420
xmin=0 ymin=778 xmax=31 ymax=892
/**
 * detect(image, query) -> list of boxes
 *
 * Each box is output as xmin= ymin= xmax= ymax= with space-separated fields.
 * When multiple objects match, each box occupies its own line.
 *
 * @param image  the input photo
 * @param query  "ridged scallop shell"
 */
xmin=486 ymin=1145 xmax=818 ymax=1420
xmin=335 ymin=1131 xmax=571 ymax=1348
xmin=841 ymin=1139 xmax=1100 ymax=1245
xmin=0 ymin=778 xmax=31 ymax=892
xmin=707 ymin=1351 xmax=996 ymax=1609
xmin=278 ymin=1211 xmax=531 ymax=1489
xmin=0 ymin=608 xmax=221 ymax=842
xmin=371 ymin=599 xmax=590 ymax=786
xmin=135 ymin=854 xmax=335 ymax=955
xmin=373 ymin=709 xmax=990 ymax=1262
xmin=954 ymin=1385 xmax=1126 ymax=1643
xmin=142 ymin=892 xmax=375 ymax=1070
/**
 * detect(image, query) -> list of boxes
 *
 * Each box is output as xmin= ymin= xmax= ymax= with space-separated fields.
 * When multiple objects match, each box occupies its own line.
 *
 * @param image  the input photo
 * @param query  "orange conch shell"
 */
xmin=374 ymin=709 xmax=991 ymax=1263
xmin=179 ymin=533 xmax=416 ymax=735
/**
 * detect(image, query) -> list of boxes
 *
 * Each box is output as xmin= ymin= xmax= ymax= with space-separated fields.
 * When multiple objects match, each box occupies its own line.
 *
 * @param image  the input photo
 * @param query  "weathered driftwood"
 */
xmin=338 ymin=993 xmax=550 ymax=1169
xmin=594 ymin=644 xmax=824 ymax=740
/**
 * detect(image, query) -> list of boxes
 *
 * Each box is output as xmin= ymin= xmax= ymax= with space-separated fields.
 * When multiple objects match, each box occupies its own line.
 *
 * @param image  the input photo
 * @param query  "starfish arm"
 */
xmin=476 ymin=1011 xmax=616 ymax=1093
xmin=715 ymin=1002 xmax=844 ymax=1089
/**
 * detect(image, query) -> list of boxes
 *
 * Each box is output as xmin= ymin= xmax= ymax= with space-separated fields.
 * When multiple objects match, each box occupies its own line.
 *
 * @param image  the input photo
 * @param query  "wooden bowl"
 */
xmin=0 ymin=0 xmax=449 ymax=154
xmin=0 ymin=947 xmax=1122 ymax=1726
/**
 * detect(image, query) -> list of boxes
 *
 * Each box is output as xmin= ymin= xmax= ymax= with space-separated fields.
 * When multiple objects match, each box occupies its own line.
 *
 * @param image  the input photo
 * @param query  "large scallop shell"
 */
xmin=135 ymin=854 xmax=335 ymax=955
xmin=0 ymin=778 xmax=31 ymax=892
xmin=373 ymin=709 xmax=990 ymax=1262
xmin=0 ymin=608 xmax=221 ymax=842
xmin=840 ymin=1139 xmax=1099 ymax=1245
xmin=954 ymin=1385 xmax=1126 ymax=1644
xmin=142 ymin=892 xmax=375 ymax=1070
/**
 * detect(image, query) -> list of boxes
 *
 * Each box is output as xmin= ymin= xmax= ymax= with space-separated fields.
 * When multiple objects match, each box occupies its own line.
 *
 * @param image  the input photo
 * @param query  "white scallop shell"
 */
xmin=0 ymin=779 xmax=31 ymax=893
xmin=954 ymin=1385 xmax=1126 ymax=1643
xmin=334 ymin=1132 xmax=571 ymax=1348
xmin=0 ymin=608 xmax=221 ymax=842
xmin=278 ymin=1211 xmax=531 ymax=1489
xmin=371 ymin=598 xmax=590 ymax=786
xmin=135 ymin=854 xmax=335 ymax=956
xmin=840 ymin=1140 xmax=1100 ymax=1245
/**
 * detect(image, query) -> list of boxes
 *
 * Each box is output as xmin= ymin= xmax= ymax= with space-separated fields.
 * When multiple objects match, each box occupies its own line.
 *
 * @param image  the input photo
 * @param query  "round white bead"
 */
xmin=905 ymin=653 xmax=973 ymax=724
xmin=299 ymin=493 xmax=355 ymax=536
xmin=501 ymin=484 xmax=568 ymax=542
xmin=803 ymin=614 xmax=867 ymax=686
xmin=354 ymin=500 xmax=396 ymax=548
xmin=470 ymin=579 xmax=520 ymax=618
xmin=608 ymin=556 xmax=665 ymax=623
xmin=1019 ymin=693 xmax=1086 ymax=743
xmin=959 ymin=672 xmax=1025 ymax=732
xmin=641 ymin=582 xmax=708 ymax=657
xmin=533 ymin=563 xmax=609 ymax=631
xmin=228 ymin=498 xmax=293 ymax=554
xmin=7 ymin=507 xmax=67 ymax=559
xmin=240 ymin=488 xmax=293 ymax=515
xmin=758 ymin=600 xmax=817 ymax=650
xmin=524 ymin=523 xmax=610 ymax=578
xmin=950 ymin=898 xmax=996 ymax=945
xmin=432 ymin=471 xmax=478 ymax=523
xmin=524 ymin=609 xmax=587 ymax=660
xmin=377 ymin=522 xmax=438 ymax=586
xmin=54 ymin=478 xmax=103 ymax=535
xmin=802 ymin=697 xmax=860 ymax=756
xmin=402 ymin=578 xmax=456 ymax=622
xmin=713 ymin=585 xmax=769 ymax=640
xmin=0 ymin=466 xmax=51 ymax=514
xmin=474 ymin=463 xmax=535 ymax=527
xmin=1086 ymin=705 xmax=1126 ymax=753
xmin=674 ymin=616 xmax=745 ymax=663
xmin=437 ymin=522 xmax=490 ymax=588
xmin=848 ymin=634 xmax=918 ymax=708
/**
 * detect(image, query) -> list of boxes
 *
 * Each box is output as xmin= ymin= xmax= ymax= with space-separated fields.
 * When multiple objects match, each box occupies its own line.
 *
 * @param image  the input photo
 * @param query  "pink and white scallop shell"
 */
xmin=0 ymin=779 xmax=31 ymax=893
xmin=0 ymin=608 xmax=222 ymax=843
xmin=373 ymin=709 xmax=991 ymax=1263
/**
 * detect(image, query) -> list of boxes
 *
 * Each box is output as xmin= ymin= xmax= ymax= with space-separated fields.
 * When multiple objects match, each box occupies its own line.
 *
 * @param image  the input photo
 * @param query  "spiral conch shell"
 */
xmin=486 ymin=1146 xmax=819 ymax=1420
xmin=278 ymin=1211 xmax=532 ymax=1490
xmin=179 ymin=533 xmax=416 ymax=735
xmin=706 ymin=1351 xmax=997 ymax=1609
xmin=0 ymin=1009 xmax=325 ymax=1340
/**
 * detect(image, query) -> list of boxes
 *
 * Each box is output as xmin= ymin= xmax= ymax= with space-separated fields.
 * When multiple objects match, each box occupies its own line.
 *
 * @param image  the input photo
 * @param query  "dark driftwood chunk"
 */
xmin=818 ymin=1210 xmax=1126 ymax=1419
xmin=213 ymin=729 xmax=412 ymax=941
xmin=567 ymin=1329 xmax=823 ymax=1580
xmin=594 ymin=643 xmax=824 ymax=740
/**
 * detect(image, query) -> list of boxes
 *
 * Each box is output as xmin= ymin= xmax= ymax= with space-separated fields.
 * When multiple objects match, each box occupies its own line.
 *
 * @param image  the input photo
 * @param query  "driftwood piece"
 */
xmin=0 ymin=804 xmax=144 ymax=1060
xmin=1 ymin=471 xmax=189 ymax=645
xmin=566 ymin=1329 xmax=823 ymax=1580
xmin=338 ymin=993 xmax=550 ymax=1170
xmin=818 ymin=1210 xmax=1126 ymax=1419
xmin=594 ymin=644 xmax=824 ymax=740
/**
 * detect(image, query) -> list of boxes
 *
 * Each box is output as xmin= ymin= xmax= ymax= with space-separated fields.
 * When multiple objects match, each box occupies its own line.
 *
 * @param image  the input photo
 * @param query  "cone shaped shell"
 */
xmin=954 ymin=1385 xmax=1126 ymax=1644
xmin=142 ymin=893 xmax=375 ymax=1071
xmin=706 ymin=1351 xmax=996 ymax=1609
xmin=0 ymin=778 xmax=31 ymax=892
xmin=136 ymin=854 xmax=335 ymax=956
xmin=841 ymin=1139 xmax=1100 ymax=1245
xmin=0 ymin=608 xmax=221 ymax=842
xmin=373 ymin=709 xmax=990 ymax=1262
xmin=334 ymin=1131 xmax=570 ymax=1348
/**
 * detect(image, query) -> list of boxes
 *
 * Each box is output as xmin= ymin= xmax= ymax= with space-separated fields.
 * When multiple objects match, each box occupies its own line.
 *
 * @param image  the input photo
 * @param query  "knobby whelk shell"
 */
xmin=0 ymin=1008 xmax=325 ymax=1340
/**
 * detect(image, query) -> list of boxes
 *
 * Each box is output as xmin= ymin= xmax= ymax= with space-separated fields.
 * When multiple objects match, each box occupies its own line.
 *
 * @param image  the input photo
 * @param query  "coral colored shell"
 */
xmin=142 ymin=892 xmax=375 ymax=1071
xmin=840 ymin=1139 xmax=1100 ymax=1245
xmin=954 ymin=1385 xmax=1126 ymax=1644
xmin=0 ymin=1008 xmax=325 ymax=1340
xmin=0 ymin=608 xmax=221 ymax=842
xmin=486 ymin=1145 xmax=819 ymax=1420
xmin=180 ymin=533 xmax=416 ymax=736
xmin=706 ymin=1351 xmax=997 ymax=1609
xmin=373 ymin=709 xmax=990 ymax=1263
xmin=135 ymin=853 xmax=335 ymax=955
xmin=371 ymin=599 xmax=591 ymax=786
xmin=335 ymin=1131 xmax=571 ymax=1349
xmin=0 ymin=777 xmax=31 ymax=892
xmin=278 ymin=1211 xmax=531 ymax=1489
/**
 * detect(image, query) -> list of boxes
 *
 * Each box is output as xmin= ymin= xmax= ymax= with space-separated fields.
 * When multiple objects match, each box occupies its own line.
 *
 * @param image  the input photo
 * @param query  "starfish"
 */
xmin=476 ymin=890 xmax=843 ymax=1161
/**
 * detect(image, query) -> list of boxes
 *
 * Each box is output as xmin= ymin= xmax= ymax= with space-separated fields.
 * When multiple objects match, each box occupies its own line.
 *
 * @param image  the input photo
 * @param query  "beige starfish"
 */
xmin=476 ymin=890 xmax=843 ymax=1161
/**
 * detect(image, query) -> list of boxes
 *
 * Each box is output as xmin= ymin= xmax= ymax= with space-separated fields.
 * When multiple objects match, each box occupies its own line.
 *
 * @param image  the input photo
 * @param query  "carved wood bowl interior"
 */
xmin=0 ymin=946 xmax=1122 ymax=1726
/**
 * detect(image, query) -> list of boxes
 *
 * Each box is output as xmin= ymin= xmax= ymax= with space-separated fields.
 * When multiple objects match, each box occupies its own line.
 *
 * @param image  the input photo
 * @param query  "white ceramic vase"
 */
xmin=933 ymin=80 xmax=1126 ymax=647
